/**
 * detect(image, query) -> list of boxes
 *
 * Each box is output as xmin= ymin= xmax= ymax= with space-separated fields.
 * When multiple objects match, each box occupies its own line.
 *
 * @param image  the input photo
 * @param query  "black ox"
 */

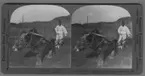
xmin=74 ymin=29 xmax=118 ymax=67
xmin=12 ymin=31 xmax=56 ymax=65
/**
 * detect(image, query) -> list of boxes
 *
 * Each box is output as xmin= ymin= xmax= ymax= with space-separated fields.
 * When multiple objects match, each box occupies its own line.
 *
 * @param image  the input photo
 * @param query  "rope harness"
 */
xmin=18 ymin=32 xmax=48 ymax=54
xmin=85 ymin=32 xmax=107 ymax=49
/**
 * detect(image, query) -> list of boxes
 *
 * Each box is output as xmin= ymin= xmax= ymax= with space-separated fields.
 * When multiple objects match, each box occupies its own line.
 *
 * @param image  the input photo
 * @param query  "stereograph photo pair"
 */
xmin=1 ymin=3 xmax=143 ymax=74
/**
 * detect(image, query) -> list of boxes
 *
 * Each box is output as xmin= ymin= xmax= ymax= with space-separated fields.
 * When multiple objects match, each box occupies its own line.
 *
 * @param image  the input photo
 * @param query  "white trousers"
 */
xmin=55 ymin=34 xmax=64 ymax=44
xmin=118 ymin=34 xmax=127 ymax=45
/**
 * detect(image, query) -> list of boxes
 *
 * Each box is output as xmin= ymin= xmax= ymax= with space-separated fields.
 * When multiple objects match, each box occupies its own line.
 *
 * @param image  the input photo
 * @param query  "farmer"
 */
xmin=117 ymin=21 xmax=132 ymax=49
xmin=55 ymin=20 xmax=68 ymax=49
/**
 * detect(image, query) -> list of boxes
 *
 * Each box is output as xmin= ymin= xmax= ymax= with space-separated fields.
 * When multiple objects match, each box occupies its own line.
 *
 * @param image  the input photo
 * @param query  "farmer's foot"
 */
xmin=57 ymin=45 xmax=60 ymax=49
xmin=118 ymin=46 xmax=123 ymax=50
xmin=55 ymin=45 xmax=60 ymax=49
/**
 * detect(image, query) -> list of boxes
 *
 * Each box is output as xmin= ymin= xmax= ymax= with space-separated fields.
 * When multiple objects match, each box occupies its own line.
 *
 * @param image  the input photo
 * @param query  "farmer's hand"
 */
xmin=128 ymin=34 xmax=132 ymax=38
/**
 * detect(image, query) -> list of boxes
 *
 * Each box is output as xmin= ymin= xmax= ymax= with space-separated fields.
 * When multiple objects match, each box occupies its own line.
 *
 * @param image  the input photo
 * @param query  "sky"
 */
xmin=10 ymin=5 xmax=70 ymax=24
xmin=71 ymin=5 xmax=131 ymax=24
xmin=10 ymin=5 xmax=131 ymax=24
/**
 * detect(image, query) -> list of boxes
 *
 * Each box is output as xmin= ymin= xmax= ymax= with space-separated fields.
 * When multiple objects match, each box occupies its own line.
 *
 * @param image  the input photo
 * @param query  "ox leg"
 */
xmin=96 ymin=54 xmax=104 ymax=68
xmin=114 ymin=44 xmax=118 ymax=56
xmin=108 ymin=51 xmax=114 ymax=59
xmin=53 ymin=47 xmax=56 ymax=55
xmin=36 ymin=54 xmax=42 ymax=65
xmin=46 ymin=50 xmax=52 ymax=59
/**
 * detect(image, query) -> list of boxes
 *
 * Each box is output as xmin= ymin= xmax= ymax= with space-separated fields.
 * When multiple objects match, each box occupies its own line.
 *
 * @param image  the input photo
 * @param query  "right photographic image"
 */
xmin=71 ymin=5 xmax=133 ymax=68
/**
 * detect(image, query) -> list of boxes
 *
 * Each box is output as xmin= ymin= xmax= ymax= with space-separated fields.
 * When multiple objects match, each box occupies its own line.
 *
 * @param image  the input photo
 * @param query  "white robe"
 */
xmin=117 ymin=25 xmax=132 ymax=44
xmin=55 ymin=25 xmax=68 ymax=40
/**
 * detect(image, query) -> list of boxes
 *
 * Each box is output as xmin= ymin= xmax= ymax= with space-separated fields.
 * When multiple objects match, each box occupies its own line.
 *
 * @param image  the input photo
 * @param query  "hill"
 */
xmin=71 ymin=17 xmax=132 ymax=41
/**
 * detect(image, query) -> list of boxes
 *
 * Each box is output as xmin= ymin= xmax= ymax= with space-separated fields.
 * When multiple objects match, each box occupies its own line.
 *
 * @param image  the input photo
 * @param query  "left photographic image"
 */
xmin=5 ymin=5 xmax=71 ymax=68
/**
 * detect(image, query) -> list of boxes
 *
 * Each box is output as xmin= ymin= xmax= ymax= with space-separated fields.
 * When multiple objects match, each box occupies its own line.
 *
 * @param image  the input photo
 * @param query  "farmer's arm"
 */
xmin=62 ymin=26 xmax=68 ymax=36
xmin=125 ymin=26 xmax=132 ymax=37
xmin=55 ymin=26 xmax=58 ymax=34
